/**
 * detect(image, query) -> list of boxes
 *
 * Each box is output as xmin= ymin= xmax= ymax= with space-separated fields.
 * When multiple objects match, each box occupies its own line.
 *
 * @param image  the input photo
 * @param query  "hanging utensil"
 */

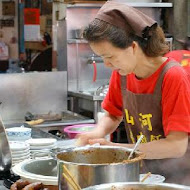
xmin=0 ymin=115 xmax=12 ymax=172
xmin=128 ymin=135 xmax=144 ymax=160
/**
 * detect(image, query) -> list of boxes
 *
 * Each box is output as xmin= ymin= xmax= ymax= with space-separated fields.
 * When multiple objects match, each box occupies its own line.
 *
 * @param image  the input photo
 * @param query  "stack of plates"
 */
xmin=26 ymin=138 xmax=57 ymax=159
xmin=9 ymin=141 xmax=30 ymax=166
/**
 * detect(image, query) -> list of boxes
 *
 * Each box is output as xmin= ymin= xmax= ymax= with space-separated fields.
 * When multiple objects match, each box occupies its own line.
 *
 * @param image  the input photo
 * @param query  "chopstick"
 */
xmin=63 ymin=173 xmax=79 ymax=190
xmin=141 ymin=172 xmax=151 ymax=182
xmin=63 ymin=165 xmax=81 ymax=190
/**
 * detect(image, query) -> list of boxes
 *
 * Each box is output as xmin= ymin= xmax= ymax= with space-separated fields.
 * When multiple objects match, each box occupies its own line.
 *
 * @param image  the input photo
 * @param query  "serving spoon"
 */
xmin=128 ymin=134 xmax=144 ymax=160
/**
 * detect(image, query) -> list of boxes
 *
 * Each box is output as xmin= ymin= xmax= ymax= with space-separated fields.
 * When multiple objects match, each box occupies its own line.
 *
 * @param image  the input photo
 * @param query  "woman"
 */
xmin=77 ymin=1 xmax=190 ymax=185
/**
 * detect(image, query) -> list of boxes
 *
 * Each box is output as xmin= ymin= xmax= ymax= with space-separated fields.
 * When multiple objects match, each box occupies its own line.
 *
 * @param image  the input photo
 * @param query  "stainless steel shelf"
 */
xmin=67 ymin=2 xmax=172 ymax=8
xmin=68 ymin=91 xmax=105 ymax=101
xmin=67 ymin=39 xmax=88 ymax=44
xmin=125 ymin=2 xmax=172 ymax=8
xmin=67 ymin=4 xmax=104 ymax=8
xmin=68 ymin=91 xmax=105 ymax=122
xmin=31 ymin=119 xmax=95 ymax=127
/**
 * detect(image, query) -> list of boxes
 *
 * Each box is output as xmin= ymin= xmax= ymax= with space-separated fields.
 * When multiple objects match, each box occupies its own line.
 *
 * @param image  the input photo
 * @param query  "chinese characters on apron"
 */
xmin=121 ymin=61 xmax=190 ymax=185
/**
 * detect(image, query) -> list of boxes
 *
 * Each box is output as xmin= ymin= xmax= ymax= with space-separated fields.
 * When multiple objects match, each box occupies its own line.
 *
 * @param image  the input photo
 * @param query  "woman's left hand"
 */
xmin=89 ymin=138 xmax=113 ymax=146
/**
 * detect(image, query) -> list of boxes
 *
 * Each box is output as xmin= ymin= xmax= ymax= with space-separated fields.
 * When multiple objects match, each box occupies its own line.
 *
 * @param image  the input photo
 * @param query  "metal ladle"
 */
xmin=0 ymin=116 xmax=12 ymax=172
xmin=128 ymin=135 xmax=144 ymax=160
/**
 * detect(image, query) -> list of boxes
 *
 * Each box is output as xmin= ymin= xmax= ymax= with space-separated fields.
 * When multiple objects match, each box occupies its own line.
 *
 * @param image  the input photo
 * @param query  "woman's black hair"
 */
xmin=83 ymin=19 xmax=169 ymax=57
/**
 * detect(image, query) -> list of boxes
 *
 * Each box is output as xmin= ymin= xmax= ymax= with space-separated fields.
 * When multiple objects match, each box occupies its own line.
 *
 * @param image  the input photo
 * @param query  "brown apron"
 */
xmin=121 ymin=61 xmax=190 ymax=185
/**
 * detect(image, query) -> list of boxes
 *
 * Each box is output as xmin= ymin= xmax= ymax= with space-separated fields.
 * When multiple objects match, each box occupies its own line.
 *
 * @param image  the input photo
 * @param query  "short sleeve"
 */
xmin=102 ymin=71 xmax=123 ymax=116
xmin=162 ymin=66 xmax=190 ymax=136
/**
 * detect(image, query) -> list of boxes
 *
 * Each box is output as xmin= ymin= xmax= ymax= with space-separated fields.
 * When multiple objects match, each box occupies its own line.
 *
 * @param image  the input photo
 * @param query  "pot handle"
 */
xmin=50 ymin=147 xmax=75 ymax=159
xmin=31 ymin=150 xmax=51 ymax=159
xmin=31 ymin=147 xmax=75 ymax=160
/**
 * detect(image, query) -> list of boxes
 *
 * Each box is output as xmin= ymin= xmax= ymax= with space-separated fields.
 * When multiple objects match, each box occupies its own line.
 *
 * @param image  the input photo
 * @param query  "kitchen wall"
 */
xmin=0 ymin=71 xmax=67 ymax=121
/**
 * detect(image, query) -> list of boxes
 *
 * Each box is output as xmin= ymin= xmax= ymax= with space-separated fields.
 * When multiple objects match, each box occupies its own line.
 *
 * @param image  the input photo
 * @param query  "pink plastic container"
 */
xmin=63 ymin=124 xmax=96 ymax=139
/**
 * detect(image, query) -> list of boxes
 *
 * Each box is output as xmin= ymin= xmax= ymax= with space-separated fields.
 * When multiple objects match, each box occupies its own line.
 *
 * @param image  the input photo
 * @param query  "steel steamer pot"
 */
xmin=57 ymin=146 xmax=145 ymax=190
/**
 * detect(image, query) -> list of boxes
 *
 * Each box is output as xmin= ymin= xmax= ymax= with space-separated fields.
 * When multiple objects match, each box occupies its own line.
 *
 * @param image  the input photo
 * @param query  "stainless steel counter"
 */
xmin=4 ymin=110 xmax=95 ymax=129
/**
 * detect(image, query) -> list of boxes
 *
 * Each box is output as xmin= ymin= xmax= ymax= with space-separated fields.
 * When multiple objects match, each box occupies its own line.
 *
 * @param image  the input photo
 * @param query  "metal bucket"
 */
xmin=82 ymin=182 xmax=190 ymax=190
xmin=57 ymin=146 xmax=145 ymax=190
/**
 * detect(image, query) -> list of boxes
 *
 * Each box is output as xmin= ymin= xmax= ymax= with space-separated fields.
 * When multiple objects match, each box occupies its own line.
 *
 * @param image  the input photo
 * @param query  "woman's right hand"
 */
xmin=75 ymin=112 xmax=122 ymax=146
xmin=75 ymin=131 xmax=97 ymax=146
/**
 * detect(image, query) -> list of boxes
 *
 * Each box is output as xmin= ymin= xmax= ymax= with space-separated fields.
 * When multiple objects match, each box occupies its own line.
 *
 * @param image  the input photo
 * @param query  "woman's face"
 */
xmin=89 ymin=40 xmax=138 ymax=76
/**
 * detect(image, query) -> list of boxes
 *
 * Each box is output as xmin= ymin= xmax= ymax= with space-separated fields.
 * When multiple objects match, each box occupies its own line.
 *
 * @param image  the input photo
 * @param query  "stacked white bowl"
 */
xmin=26 ymin=138 xmax=57 ymax=159
xmin=9 ymin=141 xmax=30 ymax=166
xmin=6 ymin=127 xmax=32 ymax=142
xmin=6 ymin=126 xmax=32 ymax=165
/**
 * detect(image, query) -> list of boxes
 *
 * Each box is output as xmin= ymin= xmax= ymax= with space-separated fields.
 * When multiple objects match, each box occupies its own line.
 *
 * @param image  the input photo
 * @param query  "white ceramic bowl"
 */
xmin=6 ymin=127 xmax=32 ymax=141
xmin=140 ymin=174 xmax=165 ymax=183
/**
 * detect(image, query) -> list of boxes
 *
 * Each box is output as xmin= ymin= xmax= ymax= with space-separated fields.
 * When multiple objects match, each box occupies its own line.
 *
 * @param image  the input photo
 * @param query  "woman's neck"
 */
xmin=134 ymin=56 xmax=167 ymax=79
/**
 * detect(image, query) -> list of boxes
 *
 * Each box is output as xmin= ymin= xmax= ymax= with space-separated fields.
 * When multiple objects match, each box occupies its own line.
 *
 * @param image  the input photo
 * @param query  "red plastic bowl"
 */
xmin=63 ymin=124 xmax=96 ymax=139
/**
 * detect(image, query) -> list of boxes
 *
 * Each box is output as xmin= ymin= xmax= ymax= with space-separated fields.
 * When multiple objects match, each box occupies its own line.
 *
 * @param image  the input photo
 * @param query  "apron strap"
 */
xmin=153 ymin=61 xmax=181 ymax=95
xmin=120 ymin=61 xmax=180 ymax=95
xmin=120 ymin=61 xmax=180 ymax=105
xmin=121 ymin=75 xmax=127 ymax=101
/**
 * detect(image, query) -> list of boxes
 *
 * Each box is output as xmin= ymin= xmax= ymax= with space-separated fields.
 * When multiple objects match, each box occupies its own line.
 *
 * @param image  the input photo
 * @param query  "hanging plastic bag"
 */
xmin=0 ymin=42 xmax=9 ymax=60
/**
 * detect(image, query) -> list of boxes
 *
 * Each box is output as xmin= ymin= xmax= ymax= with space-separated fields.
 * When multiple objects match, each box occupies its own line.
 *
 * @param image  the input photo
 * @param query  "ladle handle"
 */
xmin=128 ymin=135 xmax=144 ymax=160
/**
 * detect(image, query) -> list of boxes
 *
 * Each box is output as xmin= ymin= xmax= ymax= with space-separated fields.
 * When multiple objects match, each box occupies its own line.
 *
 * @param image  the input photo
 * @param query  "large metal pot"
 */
xmin=82 ymin=182 xmax=190 ymax=190
xmin=57 ymin=146 xmax=145 ymax=190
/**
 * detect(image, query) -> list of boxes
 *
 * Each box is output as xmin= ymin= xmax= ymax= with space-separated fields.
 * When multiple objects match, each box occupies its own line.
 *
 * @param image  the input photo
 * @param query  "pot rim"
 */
xmin=56 ymin=145 xmax=145 ymax=166
xmin=82 ymin=182 xmax=190 ymax=190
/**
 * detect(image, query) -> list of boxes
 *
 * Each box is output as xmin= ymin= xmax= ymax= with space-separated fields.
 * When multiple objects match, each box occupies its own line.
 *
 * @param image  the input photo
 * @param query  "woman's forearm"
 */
xmin=96 ymin=112 xmax=123 ymax=137
xmin=113 ymin=131 xmax=188 ymax=159
xmin=138 ymin=131 xmax=188 ymax=159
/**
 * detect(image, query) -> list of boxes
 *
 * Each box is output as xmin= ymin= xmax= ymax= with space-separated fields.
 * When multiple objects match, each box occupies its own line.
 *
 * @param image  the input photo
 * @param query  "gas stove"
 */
xmin=0 ymin=170 xmax=20 ymax=189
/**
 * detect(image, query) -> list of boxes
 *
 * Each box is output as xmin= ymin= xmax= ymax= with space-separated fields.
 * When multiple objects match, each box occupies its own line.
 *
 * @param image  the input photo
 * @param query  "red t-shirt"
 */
xmin=164 ymin=50 xmax=190 ymax=73
xmin=102 ymin=58 xmax=190 ymax=136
